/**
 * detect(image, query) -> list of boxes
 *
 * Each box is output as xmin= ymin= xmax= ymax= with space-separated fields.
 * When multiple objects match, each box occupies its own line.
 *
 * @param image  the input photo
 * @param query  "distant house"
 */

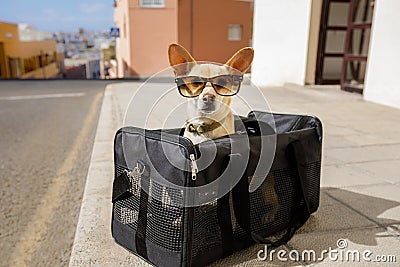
xmin=0 ymin=21 xmax=63 ymax=79
xmin=18 ymin=23 xmax=53 ymax=42
xmin=113 ymin=0 xmax=253 ymax=78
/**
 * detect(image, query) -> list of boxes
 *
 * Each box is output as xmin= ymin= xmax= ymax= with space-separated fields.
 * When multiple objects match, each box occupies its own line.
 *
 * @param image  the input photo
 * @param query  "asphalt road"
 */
xmin=0 ymin=81 xmax=109 ymax=266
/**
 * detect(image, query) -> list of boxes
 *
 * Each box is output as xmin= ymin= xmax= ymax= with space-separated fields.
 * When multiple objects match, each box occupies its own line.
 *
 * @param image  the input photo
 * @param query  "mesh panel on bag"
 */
xmin=306 ymin=161 xmax=321 ymax=212
xmin=249 ymin=168 xmax=295 ymax=234
xmin=191 ymin=202 xmax=222 ymax=258
xmin=146 ymin=181 xmax=184 ymax=252
xmin=189 ymin=168 xmax=297 ymax=261
xmin=114 ymin=165 xmax=140 ymax=227
xmin=248 ymin=161 xmax=321 ymax=235
xmin=113 ymin=164 xmax=184 ymax=252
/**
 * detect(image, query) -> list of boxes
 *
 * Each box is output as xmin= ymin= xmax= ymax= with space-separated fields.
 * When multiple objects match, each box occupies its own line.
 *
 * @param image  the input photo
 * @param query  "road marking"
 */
xmin=9 ymin=91 xmax=103 ymax=266
xmin=0 ymin=92 xmax=85 ymax=100
xmin=104 ymin=85 xmax=113 ymax=96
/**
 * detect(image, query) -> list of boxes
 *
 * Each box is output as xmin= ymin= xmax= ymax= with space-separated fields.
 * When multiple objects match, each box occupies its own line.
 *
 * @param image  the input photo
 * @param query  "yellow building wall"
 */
xmin=0 ymin=22 xmax=19 ymax=78
xmin=20 ymin=63 xmax=58 ymax=79
xmin=0 ymin=21 xmax=60 ymax=79
xmin=0 ymin=22 xmax=19 ymax=44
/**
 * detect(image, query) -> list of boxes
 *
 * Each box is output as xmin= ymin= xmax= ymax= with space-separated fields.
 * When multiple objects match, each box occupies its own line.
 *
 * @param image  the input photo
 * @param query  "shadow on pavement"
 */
xmin=210 ymin=187 xmax=400 ymax=266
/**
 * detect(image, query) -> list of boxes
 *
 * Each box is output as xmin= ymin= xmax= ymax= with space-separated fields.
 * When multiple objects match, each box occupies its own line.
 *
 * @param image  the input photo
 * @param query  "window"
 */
xmin=38 ymin=55 xmax=44 ymax=68
xmin=140 ymin=0 xmax=165 ymax=8
xmin=23 ymin=57 xmax=36 ymax=73
xmin=228 ymin=24 xmax=242 ymax=41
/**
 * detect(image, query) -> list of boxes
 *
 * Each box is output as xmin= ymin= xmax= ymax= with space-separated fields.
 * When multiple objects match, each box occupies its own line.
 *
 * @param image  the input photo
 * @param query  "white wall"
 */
xmin=364 ymin=0 xmax=400 ymax=109
xmin=251 ymin=0 xmax=312 ymax=87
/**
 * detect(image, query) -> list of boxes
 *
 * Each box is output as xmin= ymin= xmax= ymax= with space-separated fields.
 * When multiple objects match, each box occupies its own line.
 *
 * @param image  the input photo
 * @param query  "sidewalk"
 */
xmin=69 ymin=82 xmax=400 ymax=266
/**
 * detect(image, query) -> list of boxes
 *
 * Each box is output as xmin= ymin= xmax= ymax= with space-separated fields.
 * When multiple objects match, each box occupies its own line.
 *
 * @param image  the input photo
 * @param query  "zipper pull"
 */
xmin=189 ymin=154 xmax=198 ymax=180
xmin=124 ymin=169 xmax=133 ymax=179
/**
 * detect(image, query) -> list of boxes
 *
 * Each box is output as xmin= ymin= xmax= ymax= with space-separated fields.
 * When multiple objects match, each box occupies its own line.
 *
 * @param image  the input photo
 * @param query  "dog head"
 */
xmin=168 ymin=44 xmax=254 ymax=122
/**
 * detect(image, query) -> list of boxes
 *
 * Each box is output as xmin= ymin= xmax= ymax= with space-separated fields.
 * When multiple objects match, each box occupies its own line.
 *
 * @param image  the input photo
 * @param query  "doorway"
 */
xmin=316 ymin=0 xmax=374 ymax=93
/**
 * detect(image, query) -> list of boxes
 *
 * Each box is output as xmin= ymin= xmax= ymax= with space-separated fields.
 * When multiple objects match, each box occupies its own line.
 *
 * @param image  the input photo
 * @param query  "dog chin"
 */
xmin=198 ymin=109 xmax=217 ymax=115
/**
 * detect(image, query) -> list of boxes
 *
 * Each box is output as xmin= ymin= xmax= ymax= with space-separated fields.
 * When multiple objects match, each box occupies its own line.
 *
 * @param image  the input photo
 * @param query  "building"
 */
xmin=64 ymin=56 xmax=101 ymax=79
xmin=252 ymin=0 xmax=400 ymax=109
xmin=0 ymin=21 xmax=62 ymax=79
xmin=18 ymin=24 xmax=53 ymax=42
xmin=113 ymin=0 xmax=253 ymax=78
xmin=113 ymin=0 xmax=398 ymax=108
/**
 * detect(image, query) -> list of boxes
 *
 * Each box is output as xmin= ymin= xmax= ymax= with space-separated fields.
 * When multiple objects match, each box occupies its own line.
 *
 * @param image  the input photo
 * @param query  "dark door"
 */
xmin=316 ymin=0 xmax=350 ymax=85
xmin=341 ymin=0 xmax=374 ymax=93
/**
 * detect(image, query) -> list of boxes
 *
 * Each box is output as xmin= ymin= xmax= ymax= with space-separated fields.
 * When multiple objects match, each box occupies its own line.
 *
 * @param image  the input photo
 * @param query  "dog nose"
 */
xmin=202 ymin=94 xmax=215 ymax=103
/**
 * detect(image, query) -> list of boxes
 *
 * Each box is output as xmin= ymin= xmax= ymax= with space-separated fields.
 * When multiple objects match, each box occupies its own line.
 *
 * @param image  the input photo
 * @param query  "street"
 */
xmin=0 ymin=81 xmax=107 ymax=266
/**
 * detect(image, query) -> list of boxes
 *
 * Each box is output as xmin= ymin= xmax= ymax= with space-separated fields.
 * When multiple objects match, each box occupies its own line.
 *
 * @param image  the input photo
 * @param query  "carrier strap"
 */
xmin=135 ymin=161 xmax=150 ymax=260
xmin=232 ymin=140 xmax=311 ymax=247
xmin=217 ymin=153 xmax=244 ymax=256
xmin=217 ymin=194 xmax=235 ymax=256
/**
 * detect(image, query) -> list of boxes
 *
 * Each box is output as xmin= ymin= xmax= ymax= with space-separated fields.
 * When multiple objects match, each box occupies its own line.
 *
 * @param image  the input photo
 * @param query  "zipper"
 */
xmin=179 ymin=136 xmax=196 ymax=267
xmin=189 ymin=154 xmax=198 ymax=180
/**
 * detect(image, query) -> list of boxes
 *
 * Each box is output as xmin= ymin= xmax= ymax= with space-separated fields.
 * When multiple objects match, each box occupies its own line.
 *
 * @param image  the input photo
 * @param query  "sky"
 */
xmin=0 ymin=0 xmax=114 ymax=33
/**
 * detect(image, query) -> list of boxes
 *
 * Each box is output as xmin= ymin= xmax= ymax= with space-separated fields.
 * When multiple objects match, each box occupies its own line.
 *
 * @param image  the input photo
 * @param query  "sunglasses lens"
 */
xmin=213 ymin=76 xmax=241 ymax=96
xmin=177 ymin=77 xmax=204 ymax=97
xmin=176 ymin=75 xmax=242 ymax=97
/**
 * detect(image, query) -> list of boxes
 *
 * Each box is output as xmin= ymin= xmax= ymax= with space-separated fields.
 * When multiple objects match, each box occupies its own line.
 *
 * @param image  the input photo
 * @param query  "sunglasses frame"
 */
xmin=175 ymin=75 xmax=243 ymax=98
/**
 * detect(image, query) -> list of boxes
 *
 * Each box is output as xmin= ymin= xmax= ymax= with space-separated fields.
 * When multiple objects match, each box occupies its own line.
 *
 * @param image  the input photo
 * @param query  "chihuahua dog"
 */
xmin=167 ymin=44 xmax=280 ymax=228
xmin=168 ymin=43 xmax=254 ymax=144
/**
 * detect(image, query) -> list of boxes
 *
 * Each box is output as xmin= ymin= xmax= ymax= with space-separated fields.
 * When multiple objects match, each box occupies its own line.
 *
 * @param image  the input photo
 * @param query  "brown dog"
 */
xmin=168 ymin=43 xmax=253 ymax=144
xmin=168 ymin=43 xmax=279 ymax=227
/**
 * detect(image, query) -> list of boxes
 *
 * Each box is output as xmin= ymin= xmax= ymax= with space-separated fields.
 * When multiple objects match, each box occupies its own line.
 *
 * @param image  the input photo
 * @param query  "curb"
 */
xmin=69 ymin=84 xmax=147 ymax=266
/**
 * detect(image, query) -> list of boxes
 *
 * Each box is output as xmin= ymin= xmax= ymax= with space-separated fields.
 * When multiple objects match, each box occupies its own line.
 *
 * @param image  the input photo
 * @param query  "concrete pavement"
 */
xmin=69 ymin=81 xmax=400 ymax=266
xmin=0 ymin=81 xmax=105 ymax=267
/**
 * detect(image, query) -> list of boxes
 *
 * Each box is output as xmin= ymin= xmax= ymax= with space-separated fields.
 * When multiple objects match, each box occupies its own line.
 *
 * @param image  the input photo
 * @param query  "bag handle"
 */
xmin=112 ymin=170 xmax=131 ymax=203
xmin=231 ymin=140 xmax=311 ymax=247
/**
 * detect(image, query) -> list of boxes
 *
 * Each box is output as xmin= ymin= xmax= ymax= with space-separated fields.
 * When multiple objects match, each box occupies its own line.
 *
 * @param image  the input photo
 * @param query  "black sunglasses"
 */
xmin=175 ymin=75 xmax=243 ymax=98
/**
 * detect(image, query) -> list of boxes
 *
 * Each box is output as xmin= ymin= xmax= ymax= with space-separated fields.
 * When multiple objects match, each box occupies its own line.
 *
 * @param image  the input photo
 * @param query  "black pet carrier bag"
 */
xmin=112 ymin=111 xmax=322 ymax=267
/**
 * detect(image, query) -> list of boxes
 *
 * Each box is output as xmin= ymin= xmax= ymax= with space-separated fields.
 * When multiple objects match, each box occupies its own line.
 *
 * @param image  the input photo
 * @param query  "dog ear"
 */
xmin=168 ymin=43 xmax=196 ymax=76
xmin=225 ymin=47 xmax=254 ymax=73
